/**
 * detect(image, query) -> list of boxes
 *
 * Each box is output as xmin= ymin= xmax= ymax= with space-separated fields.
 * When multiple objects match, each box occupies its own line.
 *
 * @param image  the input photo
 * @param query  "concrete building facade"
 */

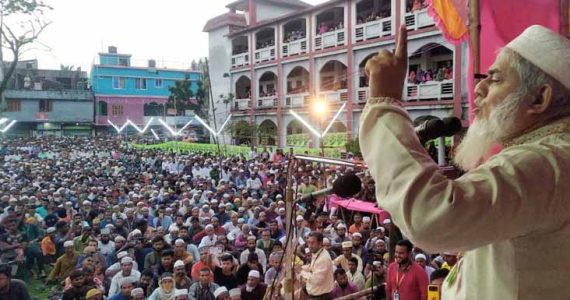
xmin=204 ymin=0 xmax=469 ymax=147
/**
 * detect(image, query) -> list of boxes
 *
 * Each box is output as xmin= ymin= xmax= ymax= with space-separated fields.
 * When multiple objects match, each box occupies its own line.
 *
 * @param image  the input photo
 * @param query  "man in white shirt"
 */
xmin=108 ymin=257 xmax=141 ymax=297
xmin=239 ymin=235 xmax=267 ymax=271
xmin=301 ymin=231 xmax=334 ymax=299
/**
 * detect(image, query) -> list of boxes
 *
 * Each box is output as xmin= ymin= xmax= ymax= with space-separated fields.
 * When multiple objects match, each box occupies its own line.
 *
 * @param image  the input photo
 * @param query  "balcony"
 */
xmin=357 ymin=88 xmax=368 ymax=103
xmin=282 ymin=38 xmax=308 ymax=57
xmin=257 ymin=96 xmax=278 ymax=109
xmin=405 ymin=80 xmax=454 ymax=101
xmin=354 ymin=18 xmax=392 ymax=42
xmin=254 ymin=46 xmax=276 ymax=64
xmin=404 ymin=8 xmax=435 ymax=31
xmin=318 ymin=89 xmax=349 ymax=103
xmin=284 ymin=93 xmax=310 ymax=108
xmin=232 ymin=98 xmax=251 ymax=111
xmin=231 ymin=53 xmax=250 ymax=68
xmin=315 ymin=29 xmax=346 ymax=51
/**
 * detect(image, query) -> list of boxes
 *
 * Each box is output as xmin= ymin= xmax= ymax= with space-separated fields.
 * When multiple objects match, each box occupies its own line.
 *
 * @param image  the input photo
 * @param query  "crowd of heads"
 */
xmin=408 ymin=67 xmax=453 ymax=84
xmin=0 ymin=136 xmax=457 ymax=299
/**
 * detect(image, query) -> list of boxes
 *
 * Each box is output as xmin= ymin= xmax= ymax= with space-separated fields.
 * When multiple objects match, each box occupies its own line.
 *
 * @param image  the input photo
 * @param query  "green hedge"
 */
xmin=133 ymin=141 xmax=343 ymax=158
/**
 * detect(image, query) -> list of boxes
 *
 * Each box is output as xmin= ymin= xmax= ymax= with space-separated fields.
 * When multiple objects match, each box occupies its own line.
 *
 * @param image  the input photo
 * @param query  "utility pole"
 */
xmin=204 ymin=58 xmax=222 ymax=158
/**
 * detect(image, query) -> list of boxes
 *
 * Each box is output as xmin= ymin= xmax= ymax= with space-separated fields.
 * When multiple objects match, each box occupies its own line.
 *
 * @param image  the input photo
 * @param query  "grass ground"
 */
xmin=29 ymin=277 xmax=52 ymax=300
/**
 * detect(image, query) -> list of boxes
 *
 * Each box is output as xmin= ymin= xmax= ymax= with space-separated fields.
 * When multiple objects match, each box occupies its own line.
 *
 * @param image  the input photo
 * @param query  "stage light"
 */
xmin=313 ymin=100 xmax=327 ymax=116
xmin=150 ymin=128 xmax=160 ymax=140
xmin=194 ymin=115 xmax=217 ymax=136
xmin=321 ymin=103 xmax=346 ymax=137
xmin=290 ymin=109 xmax=321 ymax=137
xmin=0 ymin=118 xmax=8 ymax=126
xmin=216 ymin=114 xmax=232 ymax=136
xmin=0 ymin=120 xmax=17 ymax=133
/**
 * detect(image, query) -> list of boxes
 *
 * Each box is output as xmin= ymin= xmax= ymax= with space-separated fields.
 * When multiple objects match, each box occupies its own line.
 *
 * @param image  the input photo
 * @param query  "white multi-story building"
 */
xmin=204 ymin=0 xmax=468 ymax=147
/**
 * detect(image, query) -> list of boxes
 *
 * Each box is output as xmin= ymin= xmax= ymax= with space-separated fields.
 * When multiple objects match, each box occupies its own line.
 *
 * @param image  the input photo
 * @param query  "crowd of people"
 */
xmin=407 ymin=67 xmax=453 ymax=85
xmin=256 ymin=40 xmax=275 ymax=50
xmin=283 ymin=31 xmax=306 ymax=44
xmin=356 ymin=10 xmax=391 ymax=25
xmin=0 ymin=136 xmax=458 ymax=300
xmin=317 ymin=22 xmax=344 ymax=35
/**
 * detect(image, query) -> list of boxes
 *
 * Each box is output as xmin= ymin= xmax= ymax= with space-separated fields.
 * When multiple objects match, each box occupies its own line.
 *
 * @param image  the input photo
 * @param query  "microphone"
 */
xmin=442 ymin=117 xmax=462 ymax=137
xmin=297 ymin=173 xmax=362 ymax=202
xmin=415 ymin=119 xmax=445 ymax=143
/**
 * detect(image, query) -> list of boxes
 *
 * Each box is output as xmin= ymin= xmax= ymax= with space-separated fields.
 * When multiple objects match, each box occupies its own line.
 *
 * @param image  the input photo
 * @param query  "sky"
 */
xmin=5 ymin=0 xmax=328 ymax=72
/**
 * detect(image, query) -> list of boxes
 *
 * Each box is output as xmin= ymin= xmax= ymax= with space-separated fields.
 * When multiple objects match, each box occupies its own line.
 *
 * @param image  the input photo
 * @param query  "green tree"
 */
xmin=167 ymin=76 xmax=194 ymax=115
xmin=0 ymin=0 xmax=51 ymax=112
xmin=59 ymin=64 xmax=74 ymax=71
xmin=226 ymin=121 xmax=257 ymax=145
xmin=218 ymin=92 xmax=234 ymax=115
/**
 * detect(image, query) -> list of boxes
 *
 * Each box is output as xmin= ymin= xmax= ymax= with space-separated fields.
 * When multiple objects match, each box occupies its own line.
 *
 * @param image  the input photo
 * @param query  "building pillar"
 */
xmin=276 ymin=26 xmax=283 ymax=148
xmin=346 ymin=0 xmax=354 ymax=142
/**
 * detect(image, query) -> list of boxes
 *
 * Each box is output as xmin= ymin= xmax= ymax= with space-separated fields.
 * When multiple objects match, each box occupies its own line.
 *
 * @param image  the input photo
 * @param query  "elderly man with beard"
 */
xmin=360 ymin=24 xmax=570 ymax=299
xmin=240 ymin=270 xmax=267 ymax=300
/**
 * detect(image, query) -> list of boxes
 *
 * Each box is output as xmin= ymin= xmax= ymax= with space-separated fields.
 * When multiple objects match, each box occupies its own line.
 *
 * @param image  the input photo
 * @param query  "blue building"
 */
xmin=91 ymin=46 xmax=201 ymax=133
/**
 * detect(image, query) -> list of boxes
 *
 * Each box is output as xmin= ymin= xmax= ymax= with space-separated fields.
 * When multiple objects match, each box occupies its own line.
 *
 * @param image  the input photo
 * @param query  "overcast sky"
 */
xmin=6 ymin=0 xmax=328 ymax=72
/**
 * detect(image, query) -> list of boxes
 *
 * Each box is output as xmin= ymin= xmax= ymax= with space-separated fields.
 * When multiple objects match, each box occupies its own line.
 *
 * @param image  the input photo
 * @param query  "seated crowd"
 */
xmin=0 ymin=137 xmax=457 ymax=300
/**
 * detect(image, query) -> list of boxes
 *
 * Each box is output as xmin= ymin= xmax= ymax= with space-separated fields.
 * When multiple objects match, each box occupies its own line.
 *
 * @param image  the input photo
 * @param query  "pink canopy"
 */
xmin=328 ymin=195 xmax=391 ymax=224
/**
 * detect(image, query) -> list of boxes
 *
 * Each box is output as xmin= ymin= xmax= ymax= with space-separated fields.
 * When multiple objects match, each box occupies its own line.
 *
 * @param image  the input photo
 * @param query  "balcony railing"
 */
xmin=315 ymin=29 xmax=346 ymax=51
xmin=257 ymin=96 xmax=278 ymax=109
xmin=282 ymin=38 xmax=308 ymax=57
xmin=231 ymin=53 xmax=250 ymax=68
xmin=404 ymin=8 xmax=435 ymax=31
xmin=354 ymin=17 xmax=392 ymax=42
xmin=232 ymin=98 xmax=251 ymax=111
xmin=405 ymin=80 xmax=454 ymax=101
xmin=318 ymin=89 xmax=349 ymax=103
xmin=357 ymin=87 xmax=368 ymax=103
xmin=284 ymin=92 xmax=310 ymax=108
xmin=254 ymin=46 xmax=276 ymax=64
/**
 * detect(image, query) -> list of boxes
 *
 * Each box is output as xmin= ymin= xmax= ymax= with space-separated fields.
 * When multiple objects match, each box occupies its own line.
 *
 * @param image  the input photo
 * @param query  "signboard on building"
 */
xmin=35 ymin=113 xmax=49 ymax=120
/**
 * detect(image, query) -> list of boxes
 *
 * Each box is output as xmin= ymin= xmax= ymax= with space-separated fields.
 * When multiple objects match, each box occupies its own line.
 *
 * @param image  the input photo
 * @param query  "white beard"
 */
xmin=455 ymin=92 xmax=525 ymax=171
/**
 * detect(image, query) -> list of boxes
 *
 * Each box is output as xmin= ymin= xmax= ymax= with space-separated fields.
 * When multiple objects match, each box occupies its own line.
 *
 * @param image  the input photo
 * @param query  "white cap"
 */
xmin=131 ymin=287 xmax=144 ymax=297
xmin=415 ymin=253 xmax=427 ymax=261
xmin=121 ymin=257 xmax=133 ymax=264
xmin=213 ymin=286 xmax=228 ymax=297
xmin=342 ymin=241 xmax=353 ymax=248
xmin=46 ymin=227 xmax=56 ymax=233
xmin=505 ymin=25 xmax=570 ymax=89
xmin=117 ymin=251 xmax=129 ymax=259
xmin=382 ymin=219 xmax=391 ymax=225
xmin=131 ymin=229 xmax=142 ymax=235
xmin=63 ymin=241 xmax=74 ymax=248
xmin=174 ymin=260 xmax=185 ymax=269
xmin=362 ymin=216 xmax=371 ymax=223
xmin=175 ymin=289 xmax=188 ymax=297
xmin=115 ymin=235 xmax=126 ymax=242
xmin=120 ymin=277 xmax=135 ymax=287
xmin=175 ymin=239 xmax=186 ymax=245
xmin=336 ymin=223 xmax=346 ymax=230
xmin=248 ymin=270 xmax=260 ymax=278
xmin=229 ymin=288 xmax=241 ymax=297
xmin=352 ymin=232 xmax=362 ymax=238
xmin=295 ymin=215 xmax=304 ymax=222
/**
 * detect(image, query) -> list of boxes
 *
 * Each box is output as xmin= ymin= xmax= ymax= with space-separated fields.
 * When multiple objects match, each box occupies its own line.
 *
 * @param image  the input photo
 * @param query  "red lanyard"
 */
xmin=395 ymin=265 xmax=410 ymax=291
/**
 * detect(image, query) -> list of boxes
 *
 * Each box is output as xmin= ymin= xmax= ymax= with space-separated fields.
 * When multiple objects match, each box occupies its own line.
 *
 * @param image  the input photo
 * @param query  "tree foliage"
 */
xmin=167 ymin=76 xmax=194 ymax=114
xmin=0 ymin=0 xmax=52 ymax=111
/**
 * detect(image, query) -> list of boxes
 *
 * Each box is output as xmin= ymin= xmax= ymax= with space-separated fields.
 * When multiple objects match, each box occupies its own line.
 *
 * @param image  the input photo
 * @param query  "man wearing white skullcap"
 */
xmin=361 ymin=24 xmax=570 ymax=299
xmin=240 ymin=270 xmax=267 ymax=300
xmin=108 ymin=254 xmax=141 ymax=297
xmin=229 ymin=288 xmax=241 ymax=300
xmin=174 ymin=288 xmax=189 ymax=300
xmin=213 ymin=286 xmax=229 ymax=299
xmin=47 ymin=239 xmax=80 ymax=283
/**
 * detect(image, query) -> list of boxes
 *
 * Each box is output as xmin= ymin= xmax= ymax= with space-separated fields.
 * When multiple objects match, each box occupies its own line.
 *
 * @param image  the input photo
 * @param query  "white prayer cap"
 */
xmin=131 ymin=287 xmax=144 ymax=297
xmin=205 ymin=224 xmax=214 ymax=230
xmin=117 ymin=251 xmax=129 ymax=259
xmin=505 ymin=25 xmax=570 ymax=89
xmin=120 ymin=277 xmax=135 ymax=286
xmin=342 ymin=241 xmax=353 ymax=248
xmin=375 ymin=227 xmax=386 ymax=233
xmin=247 ymin=235 xmax=257 ymax=241
xmin=382 ymin=219 xmax=391 ymax=225
xmin=362 ymin=216 xmax=371 ymax=223
xmin=63 ymin=241 xmax=74 ymax=248
xmin=352 ymin=232 xmax=362 ymax=238
xmin=175 ymin=289 xmax=189 ymax=297
xmin=373 ymin=261 xmax=383 ymax=267
xmin=115 ymin=235 xmax=126 ymax=242
xmin=415 ymin=253 xmax=427 ymax=261
xmin=121 ymin=257 xmax=134 ymax=264
xmin=131 ymin=229 xmax=142 ymax=236
xmin=229 ymin=288 xmax=241 ymax=297
xmin=336 ymin=223 xmax=347 ymax=230
xmin=174 ymin=260 xmax=185 ymax=269
xmin=295 ymin=215 xmax=304 ymax=221
xmin=248 ymin=270 xmax=260 ymax=278
xmin=46 ymin=227 xmax=56 ymax=233
xmin=213 ymin=286 xmax=229 ymax=297
xmin=175 ymin=239 xmax=186 ymax=245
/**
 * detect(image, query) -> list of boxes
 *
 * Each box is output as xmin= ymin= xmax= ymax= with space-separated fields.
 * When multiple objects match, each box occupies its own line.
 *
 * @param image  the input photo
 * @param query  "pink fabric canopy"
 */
xmin=328 ymin=195 xmax=391 ymax=223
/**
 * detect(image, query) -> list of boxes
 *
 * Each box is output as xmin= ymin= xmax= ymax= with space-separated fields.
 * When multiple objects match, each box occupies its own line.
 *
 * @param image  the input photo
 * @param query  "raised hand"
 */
xmin=365 ymin=24 xmax=408 ymax=99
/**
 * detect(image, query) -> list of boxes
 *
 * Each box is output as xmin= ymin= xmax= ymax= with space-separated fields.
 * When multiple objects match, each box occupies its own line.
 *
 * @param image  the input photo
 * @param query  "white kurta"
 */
xmin=359 ymin=100 xmax=570 ymax=300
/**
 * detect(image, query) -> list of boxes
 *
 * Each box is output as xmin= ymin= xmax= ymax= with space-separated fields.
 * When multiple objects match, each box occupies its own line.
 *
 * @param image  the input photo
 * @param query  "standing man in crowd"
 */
xmin=385 ymin=240 xmax=428 ymax=300
xmin=300 ymin=231 xmax=334 ymax=300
